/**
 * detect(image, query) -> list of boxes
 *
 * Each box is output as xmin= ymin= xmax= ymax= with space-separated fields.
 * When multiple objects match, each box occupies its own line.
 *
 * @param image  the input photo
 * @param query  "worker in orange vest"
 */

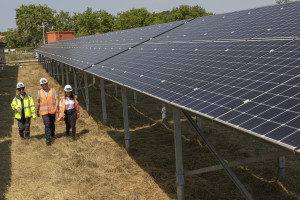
xmin=36 ymin=78 xmax=59 ymax=145
xmin=57 ymin=85 xmax=81 ymax=141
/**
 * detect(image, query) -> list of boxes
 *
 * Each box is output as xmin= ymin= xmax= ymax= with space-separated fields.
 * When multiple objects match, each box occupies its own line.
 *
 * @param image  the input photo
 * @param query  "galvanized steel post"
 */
xmin=101 ymin=79 xmax=107 ymax=124
xmin=65 ymin=65 xmax=69 ymax=84
xmin=61 ymin=63 xmax=65 ymax=86
xmin=73 ymin=68 xmax=78 ymax=96
xmin=278 ymin=156 xmax=286 ymax=180
xmin=173 ymin=107 xmax=185 ymax=200
xmin=84 ymin=72 xmax=89 ymax=112
xmin=162 ymin=103 xmax=166 ymax=121
xmin=56 ymin=62 xmax=60 ymax=81
xmin=122 ymin=87 xmax=130 ymax=151
xmin=133 ymin=91 xmax=137 ymax=106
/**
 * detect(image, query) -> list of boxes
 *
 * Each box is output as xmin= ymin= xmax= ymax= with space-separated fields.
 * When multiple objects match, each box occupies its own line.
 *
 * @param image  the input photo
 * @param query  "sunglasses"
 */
xmin=18 ymin=87 xmax=25 ymax=91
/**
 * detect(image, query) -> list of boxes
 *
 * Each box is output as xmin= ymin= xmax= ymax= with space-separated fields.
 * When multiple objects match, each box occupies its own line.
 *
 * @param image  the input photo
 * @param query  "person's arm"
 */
xmin=36 ymin=99 xmax=40 ymax=117
xmin=29 ymin=96 xmax=36 ymax=118
xmin=11 ymin=98 xmax=21 ymax=112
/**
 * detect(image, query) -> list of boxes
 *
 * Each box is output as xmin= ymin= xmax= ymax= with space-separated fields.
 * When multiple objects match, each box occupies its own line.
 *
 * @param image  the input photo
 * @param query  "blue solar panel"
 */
xmin=217 ymin=74 xmax=300 ymax=150
xmin=36 ymin=20 xmax=189 ymax=69
xmin=37 ymin=2 xmax=300 ymax=152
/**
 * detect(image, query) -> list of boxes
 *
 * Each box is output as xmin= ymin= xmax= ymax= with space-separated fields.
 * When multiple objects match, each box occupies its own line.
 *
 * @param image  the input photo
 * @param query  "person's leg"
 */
xmin=70 ymin=110 xmax=77 ymax=140
xmin=49 ymin=114 xmax=56 ymax=137
xmin=64 ymin=111 xmax=70 ymax=135
xmin=24 ymin=118 xmax=31 ymax=139
xmin=42 ymin=115 xmax=52 ymax=144
xmin=17 ymin=119 xmax=25 ymax=139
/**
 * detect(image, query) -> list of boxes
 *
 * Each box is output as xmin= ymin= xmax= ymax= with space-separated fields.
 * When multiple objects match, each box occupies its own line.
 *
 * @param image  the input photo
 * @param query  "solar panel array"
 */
xmin=36 ymin=1 xmax=300 ymax=153
xmin=36 ymin=20 xmax=189 ymax=69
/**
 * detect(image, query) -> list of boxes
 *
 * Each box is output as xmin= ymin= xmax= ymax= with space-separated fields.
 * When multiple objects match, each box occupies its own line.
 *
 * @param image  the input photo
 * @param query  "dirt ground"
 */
xmin=0 ymin=62 xmax=299 ymax=200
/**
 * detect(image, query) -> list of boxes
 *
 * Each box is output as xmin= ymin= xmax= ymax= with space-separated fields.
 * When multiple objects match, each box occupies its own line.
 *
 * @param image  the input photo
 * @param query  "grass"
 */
xmin=5 ymin=52 xmax=34 ymax=62
xmin=0 ymin=62 xmax=300 ymax=199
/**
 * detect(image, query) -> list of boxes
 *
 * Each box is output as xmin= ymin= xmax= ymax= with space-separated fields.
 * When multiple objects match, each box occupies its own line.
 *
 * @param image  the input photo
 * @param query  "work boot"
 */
xmin=25 ymin=132 xmax=30 ymax=139
xmin=66 ymin=131 xmax=70 ymax=136
xmin=46 ymin=140 xmax=52 ymax=146
xmin=19 ymin=131 xmax=24 ymax=139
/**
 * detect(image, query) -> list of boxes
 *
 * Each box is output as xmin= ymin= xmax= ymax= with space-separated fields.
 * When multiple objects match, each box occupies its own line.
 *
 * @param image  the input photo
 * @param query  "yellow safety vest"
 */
xmin=11 ymin=94 xmax=36 ymax=119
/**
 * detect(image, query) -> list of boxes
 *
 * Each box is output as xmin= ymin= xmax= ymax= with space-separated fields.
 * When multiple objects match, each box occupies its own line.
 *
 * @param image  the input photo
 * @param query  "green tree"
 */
xmin=98 ymin=10 xmax=115 ymax=33
xmin=2 ymin=28 xmax=23 ymax=48
xmin=276 ymin=0 xmax=292 ymax=3
xmin=170 ymin=5 xmax=212 ymax=21
xmin=114 ymin=8 xmax=152 ymax=30
xmin=54 ymin=10 xmax=76 ymax=31
xmin=75 ymin=7 xmax=101 ymax=36
xmin=15 ymin=4 xmax=56 ymax=47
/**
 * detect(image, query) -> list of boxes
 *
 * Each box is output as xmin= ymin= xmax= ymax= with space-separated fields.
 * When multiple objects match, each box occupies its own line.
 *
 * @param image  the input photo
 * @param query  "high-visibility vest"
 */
xmin=11 ymin=94 xmax=36 ymax=119
xmin=38 ymin=88 xmax=57 ymax=115
xmin=57 ymin=96 xmax=80 ymax=121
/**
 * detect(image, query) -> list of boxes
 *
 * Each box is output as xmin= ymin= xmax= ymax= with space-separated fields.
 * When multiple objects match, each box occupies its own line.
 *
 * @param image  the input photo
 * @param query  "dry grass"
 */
xmin=0 ymin=62 xmax=300 ymax=200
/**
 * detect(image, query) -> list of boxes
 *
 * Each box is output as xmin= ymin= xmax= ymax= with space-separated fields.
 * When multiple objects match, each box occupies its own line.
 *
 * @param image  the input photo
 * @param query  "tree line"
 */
xmin=2 ymin=4 xmax=213 ymax=48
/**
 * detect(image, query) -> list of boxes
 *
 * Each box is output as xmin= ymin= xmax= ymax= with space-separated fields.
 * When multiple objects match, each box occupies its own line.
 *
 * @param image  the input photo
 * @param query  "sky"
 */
xmin=0 ymin=0 xmax=278 ymax=32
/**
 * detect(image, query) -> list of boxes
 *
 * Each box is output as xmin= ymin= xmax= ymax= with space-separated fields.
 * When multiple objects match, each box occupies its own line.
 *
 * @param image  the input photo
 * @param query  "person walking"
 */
xmin=11 ymin=82 xmax=36 ymax=139
xmin=36 ymin=78 xmax=59 ymax=145
xmin=57 ymin=85 xmax=81 ymax=141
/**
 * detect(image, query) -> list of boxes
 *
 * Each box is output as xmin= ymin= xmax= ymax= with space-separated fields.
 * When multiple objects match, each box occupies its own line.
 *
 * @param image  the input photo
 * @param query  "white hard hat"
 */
xmin=64 ymin=85 xmax=72 ymax=92
xmin=40 ymin=78 xmax=48 ymax=84
xmin=16 ymin=82 xmax=25 ymax=89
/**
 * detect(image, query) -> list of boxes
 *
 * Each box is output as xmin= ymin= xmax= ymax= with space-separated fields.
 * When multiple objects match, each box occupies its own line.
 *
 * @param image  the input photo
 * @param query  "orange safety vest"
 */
xmin=38 ymin=88 xmax=57 ymax=115
xmin=57 ymin=96 xmax=80 ymax=121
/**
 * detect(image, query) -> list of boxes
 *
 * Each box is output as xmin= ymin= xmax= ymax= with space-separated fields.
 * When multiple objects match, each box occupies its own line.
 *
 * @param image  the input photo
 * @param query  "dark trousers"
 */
xmin=42 ymin=114 xmax=56 ymax=142
xmin=65 ymin=108 xmax=77 ymax=138
xmin=17 ymin=118 xmax=31 ymax=139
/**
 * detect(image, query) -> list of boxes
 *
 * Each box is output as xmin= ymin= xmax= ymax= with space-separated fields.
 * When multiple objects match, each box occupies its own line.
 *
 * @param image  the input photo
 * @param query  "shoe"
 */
xmin=72 ymin=137 xmax=76 ymax=141
xmin=66 ymin=131 xmax=70 ymax=136
xmin=51 ymin=135 xmax=56 ymax=139
xmin=46 ymin=141 xmax=52 ymax=146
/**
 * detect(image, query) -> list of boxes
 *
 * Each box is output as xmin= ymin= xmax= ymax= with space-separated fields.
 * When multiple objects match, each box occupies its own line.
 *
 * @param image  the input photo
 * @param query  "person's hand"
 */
xmin=17 ymin=107 xmax=21 ymax=112
xmin=37 ymin=112 xmax=40 ymax=117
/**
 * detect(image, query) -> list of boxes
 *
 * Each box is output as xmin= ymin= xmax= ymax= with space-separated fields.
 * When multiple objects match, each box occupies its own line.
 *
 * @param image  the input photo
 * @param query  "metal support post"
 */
xmin=183 ymin=111 xmax=254 ymax=200
xmin=133 ymin=91 xmax=137 ymax=106
xmin=93 ymin=75 xmax=96 ymax=85
xmin=114 ymin=84 xmax=118 ymax=96
xmin=278 ymin=156 xmax=285 ymax=180
xmin=65 ymin=65 xmax=69 ymax=84
xmin=52 ymin=61 xmax=55 ymax=77
xmin=101 ymin=79 xmax=107 ymax=124
xmin=49 ymin=61 xmax=53 ymax=76
xmin=56 ymin=62 xmax=60 ymax=81
xmin=84 ymin=72 xmax=90 ymax=112
xmin=73 ymin=68 xmax=78 ymax=96
xmin=61 ymin=63 xmax=65 ymax=86
xmin=122 ymin=87 xmax=130 ymax=151
xmin=196 ymin=116 xmax=202 ymax=129
xmin=162 ymin=103 xmax=166 ymax=121
xmin=173 ymin=107 xmax=185 ymax=200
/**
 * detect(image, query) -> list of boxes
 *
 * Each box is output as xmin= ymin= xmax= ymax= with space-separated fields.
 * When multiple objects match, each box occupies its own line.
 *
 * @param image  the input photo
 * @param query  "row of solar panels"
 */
xmin=36 ymin=1 xmax=300 ymax=153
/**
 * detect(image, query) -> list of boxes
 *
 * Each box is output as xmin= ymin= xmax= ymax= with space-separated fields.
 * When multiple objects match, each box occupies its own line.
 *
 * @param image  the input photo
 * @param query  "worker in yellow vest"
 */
xmin=36 ymin=78 xmax=59 ymax=145
xmin=57 ymin=85 xmax=81 ymax=141
xmin=11 ymin=82 xmax=36 ymax=139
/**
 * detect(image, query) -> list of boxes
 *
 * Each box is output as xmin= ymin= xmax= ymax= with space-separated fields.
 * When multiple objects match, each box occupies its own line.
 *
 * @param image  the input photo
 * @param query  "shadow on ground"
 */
xmin=0 ymin=65 xmax=18 ymax=199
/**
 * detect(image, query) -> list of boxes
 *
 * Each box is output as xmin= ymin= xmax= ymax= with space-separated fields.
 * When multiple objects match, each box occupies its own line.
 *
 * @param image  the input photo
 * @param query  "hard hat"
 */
xmin=64 ymin=85 xmax=72 ymax=92
xmin=40 ymin=78 xmax=48 ymax=84
xmin=16 ymin=82 xmax=25 ymax=89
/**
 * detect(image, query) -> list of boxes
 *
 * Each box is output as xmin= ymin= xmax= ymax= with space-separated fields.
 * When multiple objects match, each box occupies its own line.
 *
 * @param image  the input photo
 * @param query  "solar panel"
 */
xmin=36 ymin=20 xmax=189 ymax=69
xmin=37 ymin=2 xmax=300 ymax=153
xmin=217 ymin=74 xmax=300 ymax=150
